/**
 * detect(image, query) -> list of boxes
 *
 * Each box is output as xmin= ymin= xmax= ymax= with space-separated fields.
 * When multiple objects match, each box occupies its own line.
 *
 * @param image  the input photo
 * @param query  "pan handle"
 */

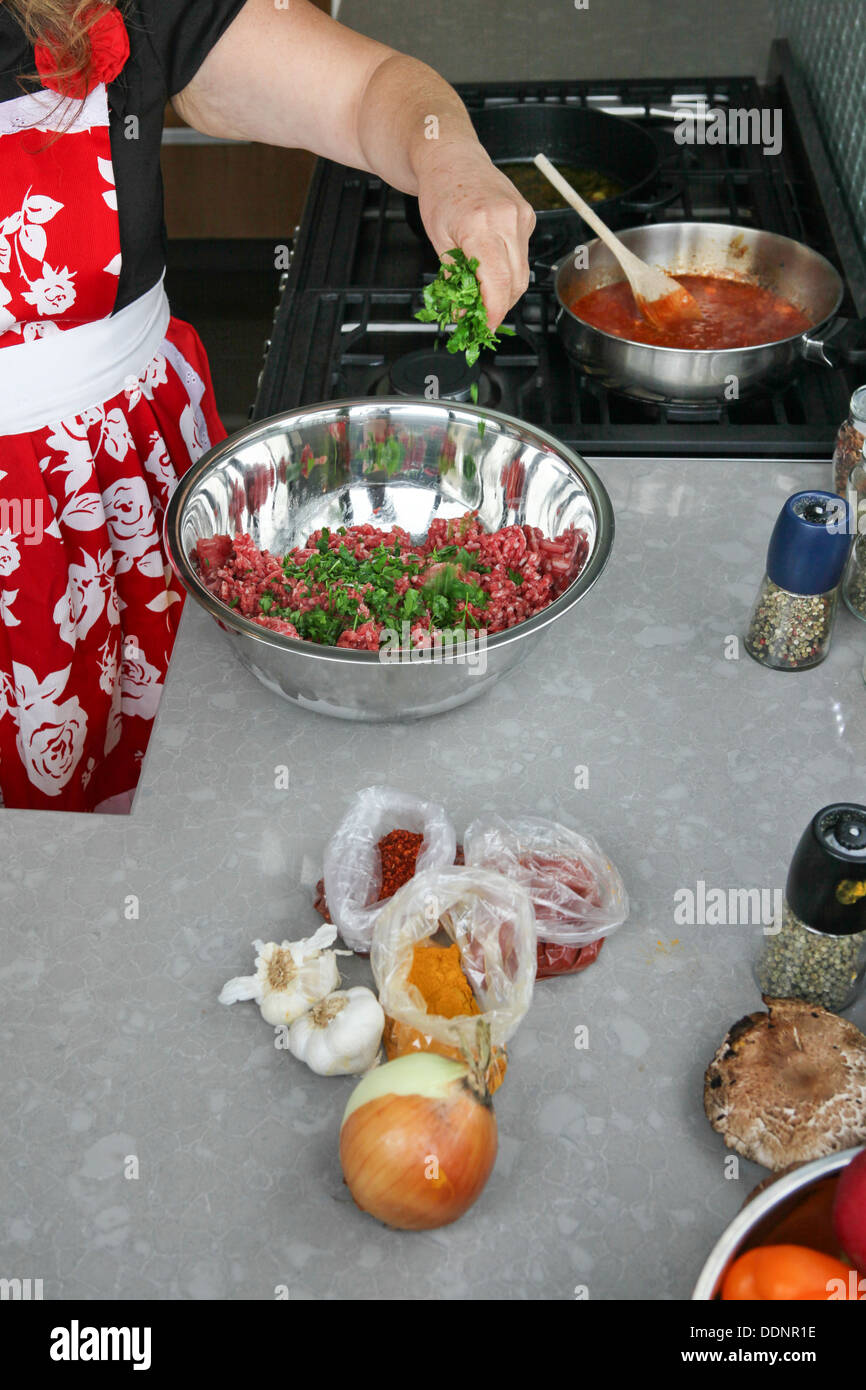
xmin=801 ymin=317 xmax=866 ymax=369
xmin=617 ymin=183 xmax=682 ymax=215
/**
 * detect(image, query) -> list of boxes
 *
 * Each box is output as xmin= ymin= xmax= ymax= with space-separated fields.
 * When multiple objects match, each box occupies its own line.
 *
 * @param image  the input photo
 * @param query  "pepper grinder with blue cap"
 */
xmin=745 ymin=491 xmax=852 ymax=669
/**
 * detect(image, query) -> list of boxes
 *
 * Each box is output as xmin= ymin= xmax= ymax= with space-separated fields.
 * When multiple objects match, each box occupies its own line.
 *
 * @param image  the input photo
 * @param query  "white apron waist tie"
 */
xmin=0 ymin=276 xmax=171 ymax=436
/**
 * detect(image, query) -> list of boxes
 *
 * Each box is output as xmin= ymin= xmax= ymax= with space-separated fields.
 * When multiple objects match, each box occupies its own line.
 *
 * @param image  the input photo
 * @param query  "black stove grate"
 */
xmin=254 ymin=43 xmax=866 ymax=460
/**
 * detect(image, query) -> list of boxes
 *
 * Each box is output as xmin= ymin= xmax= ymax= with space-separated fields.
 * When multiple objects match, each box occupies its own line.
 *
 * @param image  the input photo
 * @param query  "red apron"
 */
xmin=0 ymin=78 xmax=225 ymax=812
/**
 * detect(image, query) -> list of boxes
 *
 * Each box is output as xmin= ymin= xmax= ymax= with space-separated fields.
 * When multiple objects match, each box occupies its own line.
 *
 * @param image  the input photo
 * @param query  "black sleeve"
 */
xmin=137 ymin=0 xmax=249 ymax=97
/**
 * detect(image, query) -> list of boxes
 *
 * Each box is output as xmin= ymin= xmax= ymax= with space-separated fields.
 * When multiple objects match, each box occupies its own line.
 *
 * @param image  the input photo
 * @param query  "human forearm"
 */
xmin=355 ymin=54 xmax=534 ymax=326
xmin=353 ymin=53 xmax=479 ymax=195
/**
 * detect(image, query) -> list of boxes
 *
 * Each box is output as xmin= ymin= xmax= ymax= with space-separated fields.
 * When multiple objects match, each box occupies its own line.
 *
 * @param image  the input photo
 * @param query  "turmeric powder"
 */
xmin=407 ymin=941 xmax=480 ymax=1018
xmin=385 ymin=940 xmax=506 ymax=1092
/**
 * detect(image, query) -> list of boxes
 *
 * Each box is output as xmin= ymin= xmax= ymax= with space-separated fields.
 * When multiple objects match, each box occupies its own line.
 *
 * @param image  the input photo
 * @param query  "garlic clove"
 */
xmin=219 ymin=928 xmax=346 ymax=1022
xmin=288 ymin=986 xmax=385 ymax=1076
xmin=218 ymin=973 xmax=262 ymax=1006
xmin=259 ymin=952 xmax=342 ymax=1026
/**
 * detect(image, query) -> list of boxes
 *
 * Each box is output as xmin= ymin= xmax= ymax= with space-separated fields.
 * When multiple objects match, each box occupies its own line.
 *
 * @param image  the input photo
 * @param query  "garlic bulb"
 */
xmin=288 ymin=986 xmax=385 ymax=1076
xmin=219 ymin=926 xmax=346 ymax=1026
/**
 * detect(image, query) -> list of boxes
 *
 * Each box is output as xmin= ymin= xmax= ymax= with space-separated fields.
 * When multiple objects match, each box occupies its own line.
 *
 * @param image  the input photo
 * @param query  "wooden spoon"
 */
xmin=533 ymin=152 xmax=702 ymax=332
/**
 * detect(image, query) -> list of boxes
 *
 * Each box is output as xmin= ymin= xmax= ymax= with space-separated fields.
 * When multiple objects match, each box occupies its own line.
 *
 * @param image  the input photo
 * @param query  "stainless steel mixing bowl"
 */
xmin=163 ymin=399 xmax=614 ymax=721
xmin=692 ymin=1147 xmax=863 ymax=1300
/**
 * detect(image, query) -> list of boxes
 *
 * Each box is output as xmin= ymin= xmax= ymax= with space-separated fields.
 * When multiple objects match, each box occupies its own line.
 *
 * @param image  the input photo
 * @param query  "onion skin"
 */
xmin=340 ymin=1077 xmax=497 ymax=1231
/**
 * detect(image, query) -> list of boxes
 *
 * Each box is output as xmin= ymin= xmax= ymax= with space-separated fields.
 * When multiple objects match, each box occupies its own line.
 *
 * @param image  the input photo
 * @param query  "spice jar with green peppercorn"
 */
xmin=745 ymin=491 xmax=851 ymax=670
xmin=832 ymin=385 xmax=866 ymax=497
xmin=755 ymin=803 xmax=866 ymax=1012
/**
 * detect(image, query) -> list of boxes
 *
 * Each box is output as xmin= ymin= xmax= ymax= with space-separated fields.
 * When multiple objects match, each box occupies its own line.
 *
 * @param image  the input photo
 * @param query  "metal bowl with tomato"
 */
xmin=693 ymin=1146 xmax=866 ymax=1301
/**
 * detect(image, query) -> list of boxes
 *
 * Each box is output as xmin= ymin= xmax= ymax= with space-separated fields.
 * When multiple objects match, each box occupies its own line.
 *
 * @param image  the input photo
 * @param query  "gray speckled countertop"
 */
xmin=2 ymin=455 xmax=865 ymax=1301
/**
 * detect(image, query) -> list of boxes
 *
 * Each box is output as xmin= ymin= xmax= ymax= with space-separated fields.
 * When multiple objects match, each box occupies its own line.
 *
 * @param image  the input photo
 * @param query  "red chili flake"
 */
xmin=376 ymin=829 xmax=425 ymax=901
xmin=314 ymin=829 xmax=443 ymax=921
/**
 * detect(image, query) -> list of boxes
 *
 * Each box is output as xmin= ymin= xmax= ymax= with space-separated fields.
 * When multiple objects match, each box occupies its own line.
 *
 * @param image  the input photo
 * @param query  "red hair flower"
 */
xmin=35 ymin=6 xmax=130 ymax=100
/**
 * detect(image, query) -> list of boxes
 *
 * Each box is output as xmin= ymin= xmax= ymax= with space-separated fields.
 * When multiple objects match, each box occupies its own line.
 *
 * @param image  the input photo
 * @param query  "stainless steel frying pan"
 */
xmin=554 ymin=222 xmax=866 ymax=404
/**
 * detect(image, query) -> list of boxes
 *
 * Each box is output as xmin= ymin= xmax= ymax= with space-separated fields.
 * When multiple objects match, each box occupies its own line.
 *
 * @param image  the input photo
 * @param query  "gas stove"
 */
xmin=252 ymin=41 xmax=866 ymax=461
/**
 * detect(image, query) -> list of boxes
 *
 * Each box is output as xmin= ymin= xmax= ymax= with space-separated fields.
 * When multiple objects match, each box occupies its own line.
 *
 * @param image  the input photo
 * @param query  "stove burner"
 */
xmin=597 ymin=387 xmax=724 ymax=425
xmin=658 ymin=399 xmax=724 ymax=425
xmin=388 ymin=348 xmax=480 ymax=402
xmin=528 ymin=221 xmax=575 ymax=269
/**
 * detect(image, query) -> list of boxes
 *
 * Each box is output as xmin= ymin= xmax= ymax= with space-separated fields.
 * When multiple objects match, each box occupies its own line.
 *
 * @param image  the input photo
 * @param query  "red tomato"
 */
xmin=722 ymin=1245 xmax=857 ymax=1301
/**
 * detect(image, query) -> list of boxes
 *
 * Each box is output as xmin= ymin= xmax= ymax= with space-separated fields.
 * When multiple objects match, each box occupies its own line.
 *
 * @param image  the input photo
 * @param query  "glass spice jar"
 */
xmin=745 ymin=491 xmax=851 ymax=670
xmin=745 ymin=577 xmax=837 ymax=669
xmin=755 ymin=803 xmax=866 ymax=1012
xmin=842 ymin=458 xmax=866 ymax=621
xmin=832 ymin=385 xmax=866 ymax=497
xmin=843 ymin=536 xmax=866 ymax=621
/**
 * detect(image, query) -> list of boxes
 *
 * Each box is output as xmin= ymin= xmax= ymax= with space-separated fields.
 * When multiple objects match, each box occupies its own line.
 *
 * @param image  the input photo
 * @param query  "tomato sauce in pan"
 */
xmin=569 ymin=274 xmax=812 ymax=349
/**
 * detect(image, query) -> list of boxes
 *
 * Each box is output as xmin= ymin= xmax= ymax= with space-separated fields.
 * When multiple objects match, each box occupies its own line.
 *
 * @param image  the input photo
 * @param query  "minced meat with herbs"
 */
xmin=195 ymin=512 xmax=588 ymax=650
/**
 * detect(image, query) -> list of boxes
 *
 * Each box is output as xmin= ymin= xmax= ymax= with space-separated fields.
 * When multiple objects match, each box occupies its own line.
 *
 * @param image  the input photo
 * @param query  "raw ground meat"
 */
xmin=194 ymin=512 xmax=588 ymax=649
xmin=536 ymin=937 xmax=605 ymax=978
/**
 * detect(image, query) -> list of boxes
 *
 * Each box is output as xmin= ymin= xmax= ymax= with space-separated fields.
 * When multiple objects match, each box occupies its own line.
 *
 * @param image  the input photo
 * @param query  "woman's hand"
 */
xmin=416 ymin=145 xmax=535 ymax=331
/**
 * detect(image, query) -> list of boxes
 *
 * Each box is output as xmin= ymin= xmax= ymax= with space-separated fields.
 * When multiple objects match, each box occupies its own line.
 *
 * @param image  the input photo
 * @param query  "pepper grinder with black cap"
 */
xmin=755 ymin=804 xmax=866 ymax=1011
xmin=745 ymin=491 xmax=851 ymax=669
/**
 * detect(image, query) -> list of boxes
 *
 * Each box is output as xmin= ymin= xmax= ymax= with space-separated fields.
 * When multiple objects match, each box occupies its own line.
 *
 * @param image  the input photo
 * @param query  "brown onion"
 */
xmin=339 ymin=1052 xmax=497 ymax=1230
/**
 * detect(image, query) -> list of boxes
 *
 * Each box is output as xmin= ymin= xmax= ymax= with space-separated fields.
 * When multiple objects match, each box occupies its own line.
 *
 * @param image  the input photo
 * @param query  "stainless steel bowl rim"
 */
xmin=553 ymin=221 xmax=845 ymax=356
xmin=164 ymin=397 xmax=615 ymax=665
xmin=691 ymin=1145 xmax=864 ymax=1300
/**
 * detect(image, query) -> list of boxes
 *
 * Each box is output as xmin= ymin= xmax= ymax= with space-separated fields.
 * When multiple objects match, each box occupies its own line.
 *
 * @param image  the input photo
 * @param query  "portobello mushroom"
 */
xmin=704 ymin=996 xmax=866 ymax=1170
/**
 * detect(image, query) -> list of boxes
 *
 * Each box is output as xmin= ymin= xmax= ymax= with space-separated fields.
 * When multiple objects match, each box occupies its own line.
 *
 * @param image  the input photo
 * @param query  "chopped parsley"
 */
xmin=415 ymin=248 xmax=514 ymax=369
xmin=251 ymin=533 xmax=489 ymax=645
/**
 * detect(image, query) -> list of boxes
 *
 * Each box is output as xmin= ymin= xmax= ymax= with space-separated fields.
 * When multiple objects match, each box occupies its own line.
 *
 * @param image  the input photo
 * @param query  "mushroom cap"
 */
xmin=704 ymin=996 xmax=866 ymax=1170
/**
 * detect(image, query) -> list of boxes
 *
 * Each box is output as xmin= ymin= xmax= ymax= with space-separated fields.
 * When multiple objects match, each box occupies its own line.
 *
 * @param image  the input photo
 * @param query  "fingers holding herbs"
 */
xmin=416 ymin=150 xmax=534 ymax=332
xmin=416 ymin=247 xmax=516 ymax=373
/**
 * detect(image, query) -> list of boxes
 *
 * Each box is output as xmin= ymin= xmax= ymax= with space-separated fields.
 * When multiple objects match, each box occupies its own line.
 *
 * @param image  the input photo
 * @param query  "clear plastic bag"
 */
xmin=463 ymin=814 xmax=628 ymax=948
xmin=322 ymin=786 xmax=457 ymax=953
xmin=370 ymin=865 xmax=536 ymax=1075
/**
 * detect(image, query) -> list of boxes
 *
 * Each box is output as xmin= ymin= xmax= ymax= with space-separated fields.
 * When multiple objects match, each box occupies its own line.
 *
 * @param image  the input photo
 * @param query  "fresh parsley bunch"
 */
xmin=416 ymin=248 xmax=514 ymax=367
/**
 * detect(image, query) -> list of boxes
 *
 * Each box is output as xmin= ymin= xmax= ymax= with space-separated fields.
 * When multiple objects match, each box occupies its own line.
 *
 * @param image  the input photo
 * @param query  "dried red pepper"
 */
xmin=314 ymin=828 xmax=424 ymax=921
xmin=376 ymin=829 xmax=424 ymax=901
